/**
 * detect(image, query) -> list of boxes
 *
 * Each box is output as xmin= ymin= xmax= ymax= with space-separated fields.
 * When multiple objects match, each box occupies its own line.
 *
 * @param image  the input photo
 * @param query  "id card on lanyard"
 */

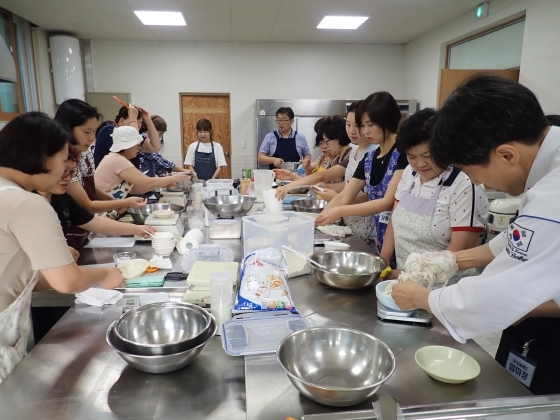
xmin=505 ymin=340 xmax=537 ymax=388
xmin=379 ymin=211 xmax=391 ymax=225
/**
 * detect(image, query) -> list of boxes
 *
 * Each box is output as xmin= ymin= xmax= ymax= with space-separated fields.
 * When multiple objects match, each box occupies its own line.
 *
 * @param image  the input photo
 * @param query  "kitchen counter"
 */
xmin=5 ymin=232 xmax=531 ymax=420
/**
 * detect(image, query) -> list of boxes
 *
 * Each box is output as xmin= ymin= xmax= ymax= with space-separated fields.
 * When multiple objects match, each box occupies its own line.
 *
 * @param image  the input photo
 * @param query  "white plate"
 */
xmin=415 ymin=346 xmax=481 ymax=384
xmin=118 ymin=259 xmax=149 ymax=280
xmin=324 ymin=242 xmax=350 ymax=251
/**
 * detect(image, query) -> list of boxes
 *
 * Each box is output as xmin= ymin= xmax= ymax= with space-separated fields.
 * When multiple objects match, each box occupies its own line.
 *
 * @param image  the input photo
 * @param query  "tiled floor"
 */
xmin=473 ymin=331 xmax=502 ymax=358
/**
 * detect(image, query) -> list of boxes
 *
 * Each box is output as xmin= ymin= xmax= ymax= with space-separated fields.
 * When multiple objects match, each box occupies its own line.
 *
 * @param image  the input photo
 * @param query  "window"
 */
xmin=0 ymin=9 xmax=24 ymax=119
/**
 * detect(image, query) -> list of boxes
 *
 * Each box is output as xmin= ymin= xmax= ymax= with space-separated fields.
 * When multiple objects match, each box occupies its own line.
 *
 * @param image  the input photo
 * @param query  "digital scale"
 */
xmin=159 ymin=190 xmax=188 ymax=207
xmin=145 ymin=213 xmax=185 ymax=237
xmin=377 ymin=301 xmax=433 ymax=325
xmin=182 ymin=261 xmax=238 ymax=308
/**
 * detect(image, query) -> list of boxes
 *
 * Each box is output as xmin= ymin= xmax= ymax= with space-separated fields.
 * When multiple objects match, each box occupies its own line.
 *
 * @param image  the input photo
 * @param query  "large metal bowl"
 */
xmin=128 ymin=203 xmax=185 ymax=225
xmin=310 ymin=251 xmax=386 ymax=290
xmin=106 ymin=316 xmax=216 ymax=374
xmin=291 ymin=198 xmax=327 ymax=214
xmin=113 ymin=302 xmax=212 ymax=356
xmin=277 ymin=327 xmax=396 ymax=406
xmin=202 ymin=195 xmax=255 ymax=218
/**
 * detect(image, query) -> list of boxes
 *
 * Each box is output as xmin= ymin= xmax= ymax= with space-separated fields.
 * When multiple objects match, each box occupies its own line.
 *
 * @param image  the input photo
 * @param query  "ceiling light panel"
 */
xmin=317 ymin=16 xmax=368 ymax=30
xmin=134 ymin=11 xmax=187 ymax=26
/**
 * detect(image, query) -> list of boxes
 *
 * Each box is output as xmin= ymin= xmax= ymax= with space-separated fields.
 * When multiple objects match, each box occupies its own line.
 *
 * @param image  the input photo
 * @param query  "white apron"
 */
xmin=0 ymin=185 xmax=39 ymax=383
xmin=391 ymin=171 xmax=476 ymax=285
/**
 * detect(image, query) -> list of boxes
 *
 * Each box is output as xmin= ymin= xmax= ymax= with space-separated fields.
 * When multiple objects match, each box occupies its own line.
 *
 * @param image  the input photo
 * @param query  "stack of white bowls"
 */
xmin=152 ymin=232 xmax=176 ymax=256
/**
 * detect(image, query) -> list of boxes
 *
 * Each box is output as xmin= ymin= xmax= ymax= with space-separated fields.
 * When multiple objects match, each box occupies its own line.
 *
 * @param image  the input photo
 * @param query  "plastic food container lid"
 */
xmin=221 ymin=311 xmax=310 ymax=356
xmin=182 ymin=245 xmax=234 ymax=274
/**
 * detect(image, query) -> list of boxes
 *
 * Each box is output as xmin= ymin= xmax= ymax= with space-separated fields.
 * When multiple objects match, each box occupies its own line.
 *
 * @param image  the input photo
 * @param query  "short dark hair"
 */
xmin=355 ymin=92 xmax=401 ymax=136
xmin=115 ymin=106 xmax=142 ymax=123
xmin=96 ymin=120 xmax=114 ymax=140
xmin=68 ymin=144 xmax=81 ymax=163
xmin=546 ymin=114 xmax=560 ymax=127
xmin=0 ymin=112 xmax=71 ymax=174
xmin=346 ymin=101 xmax=361 ymax=115
xmin=396 ymin=108 xmax=437 ymax=154
xmin=314 ymin=117 xmax=327 ymax=147
xmin=321 ymin=115 xmax=351 ymax=147
xmin=54 ymin=99 xmax=102 ymax=145
xmin=196 ymin=118 xmax=212 ymax=132
xmin=431 ymin=75 xmax=549 ymax=167
xmin=276 ymin=107 xmax=294 ymax=120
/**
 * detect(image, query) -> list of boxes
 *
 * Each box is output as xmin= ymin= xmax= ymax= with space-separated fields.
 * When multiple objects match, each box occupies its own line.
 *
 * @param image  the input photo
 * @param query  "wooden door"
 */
xmin=180 ymin=94 xmax=231 ymax=179
xmin=438 ymin=69 xmax=520 ymax=108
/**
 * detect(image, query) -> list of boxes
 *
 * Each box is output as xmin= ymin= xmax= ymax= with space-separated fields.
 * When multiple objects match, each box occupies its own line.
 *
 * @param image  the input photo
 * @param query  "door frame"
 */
xmin=179 ymin=92 xmax=232 ymax=178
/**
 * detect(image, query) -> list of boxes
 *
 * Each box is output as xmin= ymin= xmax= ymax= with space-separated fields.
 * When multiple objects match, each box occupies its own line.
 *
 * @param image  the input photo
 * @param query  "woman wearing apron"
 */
xmin=184 ymin=119 xmax=227 ymax=180
xmin=54 ymin=100 xmax=148 ymax=248
xmin=0 ymin=113 xmax=124 ymax=382
xmin=379 ymin=109 xmax=488 ymax=283
xmin=95 ymin=127 xmax=190 ymax=207
xmin=317 ymin=92 xmax=407 ymax=254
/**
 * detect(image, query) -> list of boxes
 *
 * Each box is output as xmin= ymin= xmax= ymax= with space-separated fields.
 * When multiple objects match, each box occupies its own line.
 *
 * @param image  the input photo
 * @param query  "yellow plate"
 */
xmin=415 ymin=345 xmax=481 ymax=384
xmin=118 ymin=259 xmax=149 ymax=280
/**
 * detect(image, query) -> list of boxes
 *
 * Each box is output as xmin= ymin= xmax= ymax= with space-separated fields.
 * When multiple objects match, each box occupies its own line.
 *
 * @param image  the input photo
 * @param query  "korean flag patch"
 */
xmin=508 ymin=222 xmax=534 ymax=253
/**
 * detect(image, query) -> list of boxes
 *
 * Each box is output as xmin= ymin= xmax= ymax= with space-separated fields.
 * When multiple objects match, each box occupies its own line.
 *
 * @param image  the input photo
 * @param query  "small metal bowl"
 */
xmin=310 ymin=251 xmax=386 ymax=290
xmin=106 ymin=316 xmax=216 ymax=374
xmin=128 ymin=203 xmax=185 ymax=225
xmin=202 ymin=195 xmax=255 ymax=218
xmin=291 ymin=198 xmax=327 ymax=214
xmin=277 ymin=326 xmax=396 ymax=406
xmin=113 ymin=302 xmax=212 ymax=356
xmin=166 ymin=176 xmax=193 ymax=192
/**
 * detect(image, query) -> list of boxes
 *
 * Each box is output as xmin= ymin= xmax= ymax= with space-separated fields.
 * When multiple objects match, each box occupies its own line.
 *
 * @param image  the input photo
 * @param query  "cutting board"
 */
xmin=186 ymin=262 xmax=239 ymax=288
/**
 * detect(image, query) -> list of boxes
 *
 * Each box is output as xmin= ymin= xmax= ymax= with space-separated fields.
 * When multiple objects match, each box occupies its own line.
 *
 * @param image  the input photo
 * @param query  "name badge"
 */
xmin=505 ymin=351 xmax=536 ymax=388
xmin=379 ymin=211 xmax=391 ymax=225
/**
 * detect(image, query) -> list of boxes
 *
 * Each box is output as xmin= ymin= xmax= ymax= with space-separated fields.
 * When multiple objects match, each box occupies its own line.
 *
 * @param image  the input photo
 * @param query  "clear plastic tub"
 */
xmin=209 ymin=218 xmax=242 ymax=239
xmin=221 ymin=311 xmax=309 ymax=356
xmin=181 ymin=245 xmax=234 ymax=273
xmin=242 ymin=211 xmax=314 ymax=256
xmin=206 ymin=179 xmax=233 ymax=188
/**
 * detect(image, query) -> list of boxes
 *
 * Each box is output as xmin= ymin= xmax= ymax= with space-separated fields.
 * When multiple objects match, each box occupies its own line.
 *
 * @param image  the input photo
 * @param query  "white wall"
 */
xmin=90 ymin=41 xmax=404 ymax=176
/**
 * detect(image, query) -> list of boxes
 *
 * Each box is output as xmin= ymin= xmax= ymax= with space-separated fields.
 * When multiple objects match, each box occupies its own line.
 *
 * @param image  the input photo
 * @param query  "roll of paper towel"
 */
xmin=178 ymin=228 xmax=204 ymax=255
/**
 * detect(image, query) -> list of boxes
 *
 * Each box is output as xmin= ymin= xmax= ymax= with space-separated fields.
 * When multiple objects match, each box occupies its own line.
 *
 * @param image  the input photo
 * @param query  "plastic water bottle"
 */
xmin=295 ymin=164 xmax=306 ymax=177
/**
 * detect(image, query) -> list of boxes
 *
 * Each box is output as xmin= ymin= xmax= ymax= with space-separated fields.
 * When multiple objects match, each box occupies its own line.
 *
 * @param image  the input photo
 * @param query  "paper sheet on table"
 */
xmin=85 ymin=238 xmax=136 ymax=248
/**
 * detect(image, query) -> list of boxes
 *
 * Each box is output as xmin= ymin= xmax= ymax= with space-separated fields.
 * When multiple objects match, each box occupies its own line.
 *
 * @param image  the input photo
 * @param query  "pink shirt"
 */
xmin=94 ymin=153 xmax=135 ymax=191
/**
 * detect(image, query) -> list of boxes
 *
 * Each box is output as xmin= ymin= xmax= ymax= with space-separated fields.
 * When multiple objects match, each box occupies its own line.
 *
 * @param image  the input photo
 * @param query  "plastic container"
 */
xmin=221 ymin=311 xmax=309 ymax=356
xmin=206 ymin=179 xmax=233 ymax=188
xmin=181 ymin=245 xmax=235 ymax=273
xmin=113 ymin=252 xmax=137 ymax=267
xmin=192 ymin=182 xmax=204 ymax=206
xmin=242 ymin=211 xmax=314 ymax=257
xmin=209 ymin=218 xmax=242 ymax=239
xmin=210 ymin=271 xmax=234 ymax=336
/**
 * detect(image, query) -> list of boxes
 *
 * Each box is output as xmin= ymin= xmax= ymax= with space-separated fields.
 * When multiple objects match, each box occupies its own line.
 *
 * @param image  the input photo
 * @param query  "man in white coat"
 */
xmin=391 ymin=75 xmax=560 ymax=394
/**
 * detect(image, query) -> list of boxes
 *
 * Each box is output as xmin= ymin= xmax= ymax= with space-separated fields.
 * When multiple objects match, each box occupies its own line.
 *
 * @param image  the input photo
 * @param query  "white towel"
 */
xmin=149 ymin=255 xmax=173 ymax=270
xmin=75 ymin=288 xmax=123 ymax=306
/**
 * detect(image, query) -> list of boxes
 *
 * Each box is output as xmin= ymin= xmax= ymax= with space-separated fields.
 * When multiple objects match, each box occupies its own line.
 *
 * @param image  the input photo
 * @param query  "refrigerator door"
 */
xmin=295 ymin=117 xmax=322 ymax=162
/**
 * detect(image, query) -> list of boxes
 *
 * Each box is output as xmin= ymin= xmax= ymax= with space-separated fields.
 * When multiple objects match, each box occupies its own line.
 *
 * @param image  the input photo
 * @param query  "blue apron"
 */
xmin=194 ymin=141 xmax=217 ymax=181
xmin=270 ymin=130 xmax=300 ymax=169
xmin=364 ymin=147 xmax=401 ymax=254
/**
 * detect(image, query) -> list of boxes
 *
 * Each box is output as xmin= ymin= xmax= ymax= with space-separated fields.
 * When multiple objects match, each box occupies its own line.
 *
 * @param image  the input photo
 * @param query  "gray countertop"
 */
xmin=5 ymin=231 xmax=532 ymax=420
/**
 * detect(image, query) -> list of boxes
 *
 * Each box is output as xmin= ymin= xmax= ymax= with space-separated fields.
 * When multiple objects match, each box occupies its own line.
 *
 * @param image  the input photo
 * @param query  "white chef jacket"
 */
xmin=428 ymin=126 xmax=560 ymax=343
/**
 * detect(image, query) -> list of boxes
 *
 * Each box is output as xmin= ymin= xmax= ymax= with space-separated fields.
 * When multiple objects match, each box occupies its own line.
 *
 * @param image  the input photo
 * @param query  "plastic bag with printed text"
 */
xmin=233 ymin=248 xmax=298 ymax=314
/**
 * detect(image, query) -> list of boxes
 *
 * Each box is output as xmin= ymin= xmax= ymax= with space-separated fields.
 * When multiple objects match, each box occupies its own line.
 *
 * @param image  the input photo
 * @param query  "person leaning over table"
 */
xmin=379 ymin=108 xmax=488 ymax=284
xmin=390 ymin=75 xmax=560 ymax=395
xmin=0 ymin=113 xmax=124 ymax=382
xmin=36 ymin=145 xmax=156 ymax=258
xmin=258 ymin=107 xmax=311 ymax=169
xmin=95 ymin=126 xmax=190 ymax=207
xmin=54 ymin=100 xmax=147 ymax=248
xmin=315 ymin=92 xmax=408 ymax=253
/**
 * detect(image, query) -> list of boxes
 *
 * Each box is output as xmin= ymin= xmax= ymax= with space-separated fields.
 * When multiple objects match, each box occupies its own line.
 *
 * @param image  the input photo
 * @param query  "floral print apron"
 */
xmin=0 ymin=185 xmax=40 ymax=382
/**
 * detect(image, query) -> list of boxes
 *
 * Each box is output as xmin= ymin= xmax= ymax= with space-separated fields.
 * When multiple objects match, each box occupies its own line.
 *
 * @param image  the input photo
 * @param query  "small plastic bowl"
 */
xmin=113 ymin=252 xmax=137 ymax=266
xmin=153 ymin=209 xmax=175 ymax=219
xmin=415 ymin=346 xmax=481 ymax=384
xmin=376 ymin=280 xmax=415 ymax=314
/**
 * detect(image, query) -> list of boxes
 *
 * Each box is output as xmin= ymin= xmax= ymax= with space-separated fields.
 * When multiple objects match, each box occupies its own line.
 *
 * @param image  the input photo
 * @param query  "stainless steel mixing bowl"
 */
xmin=277 ymin=326 xmax=396 ymax=406
xmin=310 ymin=251 xmax=386 ymax=289
xmin=114 ymin=302 xmax=212 ymax=356
xmin=166 ymin=175 xmax=193 ymax=192
xmin=106 ymin=316 xmax=216 ymax=374
xmin=291 ymin=198 xmax=327 ymax=214
xmin=128 ymin=203 xmax=185 ymax=224
xmin=202 ymin=195 xmax=255 ymax=218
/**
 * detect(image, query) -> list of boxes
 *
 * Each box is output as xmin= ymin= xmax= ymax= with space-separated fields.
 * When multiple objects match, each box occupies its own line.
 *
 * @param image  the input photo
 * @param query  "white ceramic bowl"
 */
xmin=324 ymin=241 xmax=350 ymax=251
xmin=415 ymin=346 xmax=481 ymax=384
xmin=152 ymin=244 xmax=175 ymax=256
xmin=152 ymin=232 xmax=175 ymax=241
xmin=375 ymin=280 xmax=415 ymax=314
xmin=152 ymin=209 xmax=175 ymax=219
xmin=118 ymin=259 xmax=149 ymax=280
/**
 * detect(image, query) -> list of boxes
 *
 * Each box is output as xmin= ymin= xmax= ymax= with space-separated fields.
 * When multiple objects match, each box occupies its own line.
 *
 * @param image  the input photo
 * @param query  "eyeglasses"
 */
xmin=276 ymin=119 xmax=291 ymax=123
xmin=318 ymin=141 xmax=328 ymax=147
xmin=62 ymin=169 xmax=76 ymax=179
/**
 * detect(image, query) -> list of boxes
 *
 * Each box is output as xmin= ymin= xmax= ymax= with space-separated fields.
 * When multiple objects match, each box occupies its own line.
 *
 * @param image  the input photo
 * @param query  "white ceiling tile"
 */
xmin=231 ymin=14 xmax=276 ymax=42
xmin=230 ymin=0 xmax=282 ymax=16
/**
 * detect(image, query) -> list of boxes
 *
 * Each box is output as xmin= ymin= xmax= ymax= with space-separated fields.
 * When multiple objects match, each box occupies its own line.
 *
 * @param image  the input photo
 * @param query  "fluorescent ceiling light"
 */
xmin=317 ymin=16 xmax=368 ymax=30
xmin=134 ymin=11 xmax=186 ymax=26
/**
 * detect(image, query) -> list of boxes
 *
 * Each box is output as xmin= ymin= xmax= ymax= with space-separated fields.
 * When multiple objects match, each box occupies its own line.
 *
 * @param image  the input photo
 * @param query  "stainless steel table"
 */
xmin=2 ymin=233 xmax=531 ymax=420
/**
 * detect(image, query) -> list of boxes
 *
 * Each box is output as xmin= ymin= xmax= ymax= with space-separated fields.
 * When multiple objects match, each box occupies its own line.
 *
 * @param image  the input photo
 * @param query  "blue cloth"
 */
xmin=139 ymin=152 xmax=175 ymax=177
xmin=259 ymin=130 xmax=310 ymax=158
